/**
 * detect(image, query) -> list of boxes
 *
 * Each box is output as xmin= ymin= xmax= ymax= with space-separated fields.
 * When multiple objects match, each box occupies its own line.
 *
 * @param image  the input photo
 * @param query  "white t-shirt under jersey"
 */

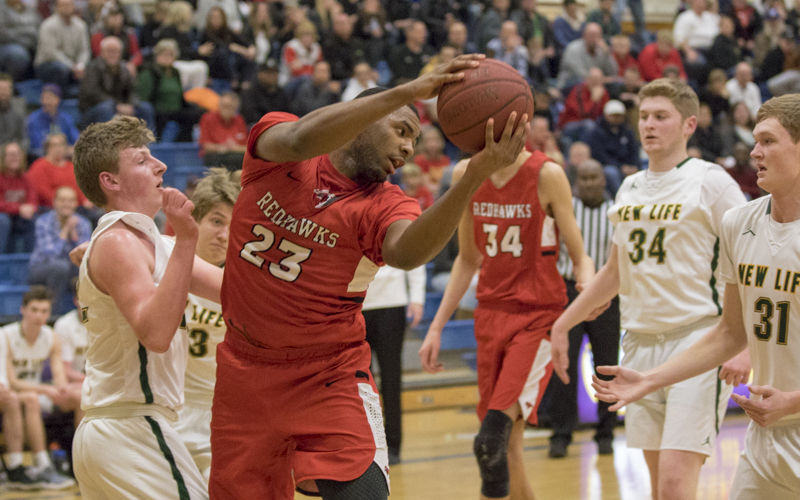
xmin=78 ymin=211 xmax=188 ymax=413
xmin=720 ymin=196 xmax=800 ymax=423
xmin=609 ymin=157 xmax=747 ymax=334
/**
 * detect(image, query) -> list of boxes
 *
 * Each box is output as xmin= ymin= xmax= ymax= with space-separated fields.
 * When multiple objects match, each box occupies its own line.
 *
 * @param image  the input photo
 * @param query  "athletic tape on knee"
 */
xmin=474 ymin=410 xmax=513 ymax=498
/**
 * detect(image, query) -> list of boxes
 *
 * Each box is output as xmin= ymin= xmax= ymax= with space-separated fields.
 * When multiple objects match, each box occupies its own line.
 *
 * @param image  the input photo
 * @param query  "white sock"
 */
xmin=6 ymin=452 xmax=23 ymax=469
xmin=34 ymin=451 xmax=51 ymax=469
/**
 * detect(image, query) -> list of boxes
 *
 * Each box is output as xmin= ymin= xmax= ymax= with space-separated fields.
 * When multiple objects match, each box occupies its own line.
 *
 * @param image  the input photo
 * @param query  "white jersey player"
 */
xmin=54 ymin=305 xmax=89 ymax=381
xmin=592 ymin=93 xmax=800 ymax=500
xmin=551 ymin=79 xmax=749 ymax=500
xmin=69 ymin=117 xmax=223 ymax=500
xmin=173 ymin=168 xmax=240 ymax=482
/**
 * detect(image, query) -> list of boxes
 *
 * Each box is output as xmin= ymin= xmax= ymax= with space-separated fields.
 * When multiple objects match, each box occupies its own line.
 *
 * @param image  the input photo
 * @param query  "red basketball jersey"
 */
xmin=471 ymin=151 xmax=567 ymax=309
xmin=221 ymin=113 xmax=421 ymax=349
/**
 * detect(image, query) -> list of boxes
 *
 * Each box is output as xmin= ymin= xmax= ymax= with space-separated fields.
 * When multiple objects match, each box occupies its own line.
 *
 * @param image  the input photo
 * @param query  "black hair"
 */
xmin=354 ymin=87 xmax=420 ymax=119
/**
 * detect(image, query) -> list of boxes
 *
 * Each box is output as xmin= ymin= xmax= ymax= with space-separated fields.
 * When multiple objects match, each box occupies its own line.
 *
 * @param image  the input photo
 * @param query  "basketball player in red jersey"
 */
xmin=419 ymin=147 xmax=595 ymax=500
xmin=212 ymin=53 xmax=530 ymax=500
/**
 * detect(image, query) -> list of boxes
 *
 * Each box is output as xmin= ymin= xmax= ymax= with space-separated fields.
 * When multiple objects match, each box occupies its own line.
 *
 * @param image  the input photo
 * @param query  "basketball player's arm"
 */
xmin=47 ymin=336 xmax=68 ymax=388
xmin=89 ymin=190 xmax=198 ymax=353
xmin=382 ymin=115 xmax=529 ymax=269
xmin=539 ymin=162 xmax=595 ymax=288
xmin=419 ymin=164 xmax=482 ymax=373
xmin=593 ymin=282 xmax=751 ymax=411
xmin=551 ymin=244 xmax=622 ymax=384
xmin=189 ymin=257 xmax=223 ymax=304
xmin=254 ymin=55 xmax=485 ymax=162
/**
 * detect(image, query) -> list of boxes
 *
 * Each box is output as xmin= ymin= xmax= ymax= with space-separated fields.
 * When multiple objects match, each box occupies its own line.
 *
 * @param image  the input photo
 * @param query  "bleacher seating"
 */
xmin=439 ymin=319 xmax=476 ymax=351
xmin=149 ymin=143 xmax=203 ymax=168
xmin=0 ymin=284 xmax=30 ymax=319
xmin=422 ymin=291 xmax=443 ymax=322
xmin=0 ymin=253 xmax=31 ymax=285
xmin=15 ymin=79 xmax=43 ymax=106
xmin=60 ymin=99 xmax=81 ymax=126
xmin=162 ymin=165 xmax=209 ymax=192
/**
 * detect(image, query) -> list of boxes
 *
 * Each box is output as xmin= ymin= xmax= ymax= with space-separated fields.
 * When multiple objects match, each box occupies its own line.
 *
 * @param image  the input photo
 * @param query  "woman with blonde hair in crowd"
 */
xmin=157 ymin=1 xmax=210 ymax=90
xmin=242 ymin=2 xmax=276 ymax=66
xmin=279 ymin=20 xmax=323 ymax=86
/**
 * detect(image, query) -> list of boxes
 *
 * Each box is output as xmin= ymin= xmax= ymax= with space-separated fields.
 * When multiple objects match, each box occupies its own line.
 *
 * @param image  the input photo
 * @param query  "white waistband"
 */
xmin=83 ymin=403 xmax=179 ymax=423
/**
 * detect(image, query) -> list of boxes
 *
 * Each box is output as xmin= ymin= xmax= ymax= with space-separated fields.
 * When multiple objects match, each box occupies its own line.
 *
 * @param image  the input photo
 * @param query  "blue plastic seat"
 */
xmin=439 ymin=319 xmax=476 ymax=351
xmin=162 ymin=165 xmax=209 ymax=192
xmin=0 ymin=284 xmax=30 ymax=317
xmin=14 ymin=79 xmax=43 ymax=106
xmin=0 ymin=253 xmax=31 ymax=286
xmin=150 ymin=143 xmax=202 ymax=168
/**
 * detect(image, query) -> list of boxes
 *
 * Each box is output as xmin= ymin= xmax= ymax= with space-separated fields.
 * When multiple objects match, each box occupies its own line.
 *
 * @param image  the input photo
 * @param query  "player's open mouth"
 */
xmin=390 ymin=158 xmax=405 ymax=170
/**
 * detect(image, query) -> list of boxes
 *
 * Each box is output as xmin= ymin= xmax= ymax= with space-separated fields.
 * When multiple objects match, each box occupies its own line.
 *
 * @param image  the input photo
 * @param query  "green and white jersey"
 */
xmin=2 ymin=322 xmax=53 ymax=384
xmin=182 ymin=293 xmax=225 ymax=406
xmin=78 ymin=211 xmax=188 ymax=412
xmin=609 ymin=158 xmax=746 ymax=334
xmin=54 ymin=309 xmax=89 ymax=374
xmin=720 ymin=196 xmax=800 ymax=423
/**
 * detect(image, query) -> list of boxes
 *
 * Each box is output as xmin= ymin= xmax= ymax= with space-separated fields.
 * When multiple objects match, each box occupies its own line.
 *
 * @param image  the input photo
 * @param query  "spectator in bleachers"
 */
xmin=477 ymin=0 xmax=514 ymax=52
xmin=527 ymin=115 xmax=564 ymax=165
xmin=728 ymin=0 xmax=762 ymax=49
xmin=638 ymin=30 xmax=687 ymax=82
xmin=275 ymin=2 xmax=310 ymax=49
xmin=0 ymin=141 xmax=36 ymax=253
xmin=54 ymin=295 xmax=88 ymax=383
xmin=198 ymin=92 xmax=247 ymax=169
xmin=766 ymin=48 xmax=800 ymax=95
xmin=723 ymin=100 xmax=756 ymax=150
xmin=726 ymin=60 xmax=762 ymax=118
xmin=512 ymin=0 xmax=556 ymax=82
xmin=361 ymin=263 xmax=425 ymax=466
xmin=614 ymin=0 xmax=646 ymax=44
xmin=1 ymin=286 xmax=78 ymax=489
xmin=609 ymin=66 xmax=643 ymax=113
xmin=401 ymin=163 xmax=434 ymax=210
xmin=279 ymin=20 xmax=323 ymax=87
xmin=195 ymin=0 xmax=243 ymax=34
xmin=687 ymin=102 xmax=728 ymax=164
xmin=83 ymin=0 xmax=106 ymax=31
xmin=553 ymin=0 xmax=586 ymax=53
xmin=587 ymin=0 xmax=621 ymax=42
xmin=200 ymin=7 xmax=256 ymax=89
xmin=157 ymin=1 xmax=210 ymax=91
xmin=673 ymin=0 xmax=720 ymax=83
xmin=414 ymin=125 xmax=449 ymax=192
xmin=419 ymin=0 xmax=465 ymax=50
xmin=559 ymin=68 xmax=610 ymax=147
xmin=241 ymin=2 xmax=276 ymax=68
xmin=240 ymin=61 xmax=290 ymax=126
xmin=28 ymin=187 xmax=90 ymax=310
xmin=0 ymin=73 xmax=29 ymax=151
xmin=306 ymin=0 xmax=341 ymax=38
xmin=341 ymin=60 xmax=377 ymax=101
xmin=563 ymin=140 xmax=592 ymax=185
xmin=34 ymin=0 xmax=90 ymax=95
xmin=610 ymin=34 xmax=639 ymax=84
xmin=557 ymin=23 xmax=618 ymax=90
xmin=138 ymin=0 xmax=170 ymax=53
xmin=0 ymin=0 xmax=41 ymax=81
xmin=698 ymin=67 xmax=733 ymax=121
xmin=725 ymin=140 xmax=761 ymax=200
xmin=444 ymin=21 xmax=478 ymax=56
xmin=26 ymin=84 xmax=79 ymax=158
xmin=323 ymin=13 xmax=367 ymax=83
xmin=708 ymin=15 xmax=743 ymax=72
xmin=136 ymin=39 xmax=205 ymax=142
xmin=78 ymin=37 xmax=156 ymax=132
xmin=486 ymin=21 xmax=529 ymax=77
xmin=581 ymin=99 xmax=640 ymax=195
xmin=90 ymin=3 xmax=143 ymax=76
xmin=388 ymin=20 xmax=434 ymax=85
xmin=759 ymin=26 xmax=798 ymax=83
xmin=753 ymin=8 xmax=786 ymax=68
xmin=354 ymin=0 xmax=390 ymax=65
xmin=27 ymin=134 xmax=86 ymax=209
xmin=290 ymin=60 xmax=341 ymax=116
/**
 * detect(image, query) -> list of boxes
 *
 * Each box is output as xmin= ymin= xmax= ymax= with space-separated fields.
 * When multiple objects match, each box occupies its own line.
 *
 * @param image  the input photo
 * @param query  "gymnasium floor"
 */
xmin=1 ymin=409 xmax=750 ymax=500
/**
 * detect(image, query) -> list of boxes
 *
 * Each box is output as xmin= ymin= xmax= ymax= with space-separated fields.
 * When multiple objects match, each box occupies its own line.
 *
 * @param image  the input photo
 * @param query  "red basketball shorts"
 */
xmin=473 ymin=306 xmax=559 ymax=424
xmin=209 ymin=332 xmax=389 ymax=500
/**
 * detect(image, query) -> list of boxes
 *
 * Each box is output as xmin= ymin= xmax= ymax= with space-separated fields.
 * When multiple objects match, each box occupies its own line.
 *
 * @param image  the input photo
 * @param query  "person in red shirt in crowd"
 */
xmin=414 ymin=125 xmax=450 ymax=191
xmin=0 ymin=142 xmax=37 ymax=253
xmin=611 ymin=35 xmax=639 ymax=78
xmin=401 ymin=163 xmax=434 ymax=209
xmin=198 ymin=92 xmax=248 ymax=169
xmin=638 ymin=30 xmax=687 ymax=82
xmin=559 ymin=68 xmax=609 ymax=150
xmin=211 ymin=54 xmax=530 ymax=500
xmin=279 ymin=20 xmax=323 ymax=86
xmin=27 ymin=134 xmax=89 ymax=209
xmin=90 ymin=3 xmax=143 ymax=76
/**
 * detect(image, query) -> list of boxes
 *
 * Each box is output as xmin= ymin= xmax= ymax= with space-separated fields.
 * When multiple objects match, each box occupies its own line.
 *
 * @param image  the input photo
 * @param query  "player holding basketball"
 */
xmin=592 ymin=93 xmax=800 ymax=499
xmin=173 ymin=168 xmax=240 ymax=484
xmin=418 ymin=140 xmax=594 ymax=500
xmin=70 ymin=117 xmax=222 ymax=499
xmin=550 ymin=78 xmax=750 ymax=500
xmin=212 ymin=54 xmax=529 ymax=500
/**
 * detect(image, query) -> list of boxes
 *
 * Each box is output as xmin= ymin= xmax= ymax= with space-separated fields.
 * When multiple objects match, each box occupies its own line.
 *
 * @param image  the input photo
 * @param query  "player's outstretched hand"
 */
xmin=719 ymin=348 xmax=751 ymax=387
xmin=419 ymin=328 xmax=444 ymax=374
xmin=591 ymin=365 xmax=649 ymax=412
xmin=732 ymin=385 xmax=800 ymax=427
xmin=467 ymin=112 xmax=530 ymax=180
xmin=162 ymin=188 xmax=198 ymax=241
xmin=550 ymin=324 xmax=570 ymax=384
xmin=402 ymin=54 xmax=485 ymax=101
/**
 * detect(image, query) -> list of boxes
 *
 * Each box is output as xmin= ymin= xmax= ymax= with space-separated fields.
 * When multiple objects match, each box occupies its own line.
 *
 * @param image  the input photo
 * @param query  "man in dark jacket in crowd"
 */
xmin=240 ymin=61 xmax=290 ymax=127
xmin=581 ymin=99 xmax=640 ymax=196
xmin=322 ymin=13 xmax=367 ymax=83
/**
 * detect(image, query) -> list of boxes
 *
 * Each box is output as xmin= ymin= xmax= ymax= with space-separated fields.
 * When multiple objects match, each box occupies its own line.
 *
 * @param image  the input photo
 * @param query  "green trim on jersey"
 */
xmin=145 ymin=416 xmax=191 ymax=500
xmin=709 ymin=238 xmax=722 ymax=315
xmin=675 ymin=157 xmax=692 ymax=169
xmin=138 ymin=343 xmax=154 ymax=404
xmin=767 ymin=199 xmax=772 ymax=215
xmin=715 ymin=367 xmax=723 ymax=435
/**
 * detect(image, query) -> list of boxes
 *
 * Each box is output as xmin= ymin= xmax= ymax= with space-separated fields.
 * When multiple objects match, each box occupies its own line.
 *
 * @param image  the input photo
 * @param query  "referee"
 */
xmin=549 ymin=159 xmax=621 ymax=458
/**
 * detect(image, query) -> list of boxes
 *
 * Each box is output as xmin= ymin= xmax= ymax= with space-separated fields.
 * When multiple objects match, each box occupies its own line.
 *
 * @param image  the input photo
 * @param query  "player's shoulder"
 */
xmin=722 ymin=195 xmax=771 ymax=231
xmin=0 ymin=322 xmax=17 ymax=338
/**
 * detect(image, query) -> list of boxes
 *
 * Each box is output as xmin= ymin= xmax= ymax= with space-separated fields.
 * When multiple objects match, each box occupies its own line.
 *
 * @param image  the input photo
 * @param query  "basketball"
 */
xmin=437 ymin=59 xmax=533 ymax=153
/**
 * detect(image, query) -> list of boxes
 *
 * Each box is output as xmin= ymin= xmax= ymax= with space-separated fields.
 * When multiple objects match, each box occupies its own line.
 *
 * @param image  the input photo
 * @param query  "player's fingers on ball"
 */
xmin=501 ymin=112 xmax=518 ymax=137
xmin=484 ymin=118 xmax=495 ymax=144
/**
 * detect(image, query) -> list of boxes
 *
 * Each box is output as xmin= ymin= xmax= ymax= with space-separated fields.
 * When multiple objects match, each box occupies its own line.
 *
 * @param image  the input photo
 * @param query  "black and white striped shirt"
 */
xmin=557 ymin=197 xmax=615 ymax=281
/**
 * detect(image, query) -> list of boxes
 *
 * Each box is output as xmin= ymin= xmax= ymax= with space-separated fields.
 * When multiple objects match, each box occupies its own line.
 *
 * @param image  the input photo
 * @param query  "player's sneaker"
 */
xmin=35 ymin=465 xmax=76 ymax=489
xmin=6 ymin=465 xmax=43 ymax=490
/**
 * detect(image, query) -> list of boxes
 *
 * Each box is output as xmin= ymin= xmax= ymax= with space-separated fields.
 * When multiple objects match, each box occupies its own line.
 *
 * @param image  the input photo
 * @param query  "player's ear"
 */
xmin=98 ymin=171 xmax=120 ymax=193
xmin=683 ymin=115 xmax=697 ymax=137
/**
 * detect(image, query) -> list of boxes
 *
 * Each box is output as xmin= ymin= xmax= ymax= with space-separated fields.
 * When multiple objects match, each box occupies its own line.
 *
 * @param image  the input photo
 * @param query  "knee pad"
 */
xmin=473 ymin=410 xmax=513 ymax=498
